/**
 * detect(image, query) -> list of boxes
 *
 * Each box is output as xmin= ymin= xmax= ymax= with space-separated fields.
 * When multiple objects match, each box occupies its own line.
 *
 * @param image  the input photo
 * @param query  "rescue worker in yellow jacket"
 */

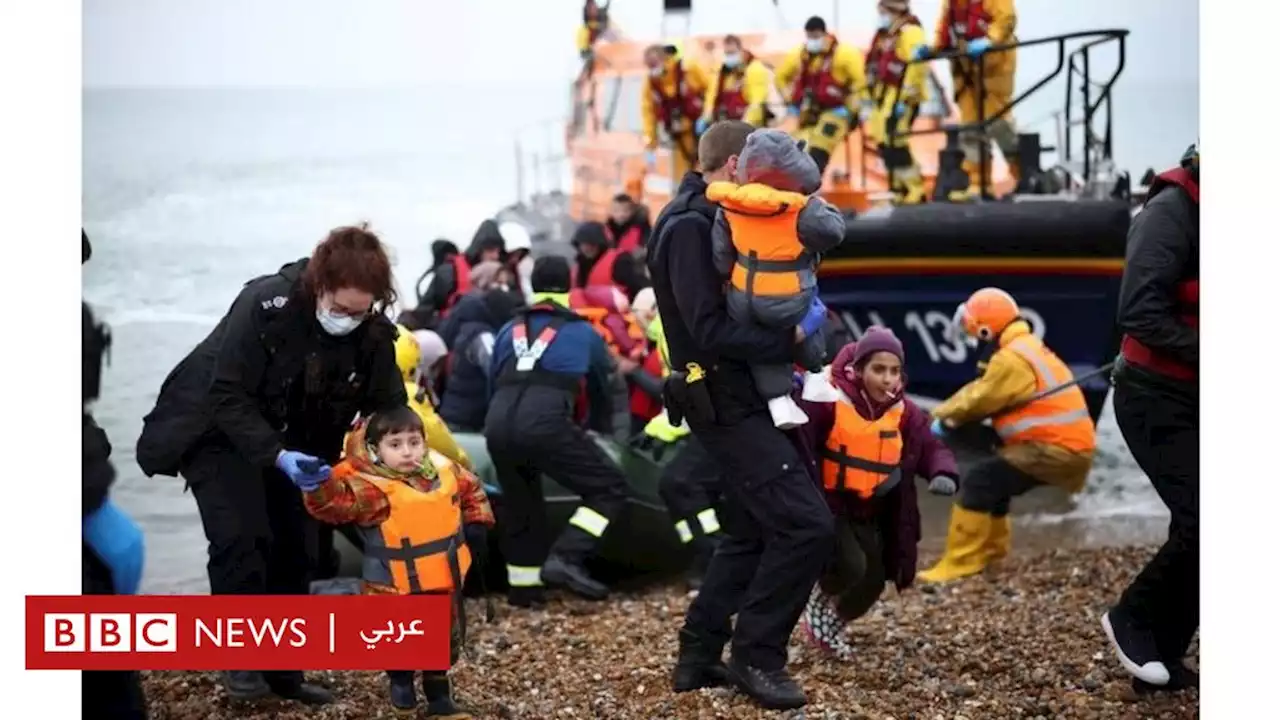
xmin=393 ymin=325 xmax=471 ymax=470
xmin=697 ymin=35 xmax=771 ymax=135
xmin=642 ymin=43 xmax=711 ymax=179
xmin=918 ymin=288 xmax=1096 ymax=583
xmin=775 ymin=16 xmax=871 ymax=174
xmin=864 ymin=1 xmax=931 ymax=204
xmin=913 ymin=0 xmax=1019 ymax=199
xmin=576 ymin=0 xmax=611 ymax=60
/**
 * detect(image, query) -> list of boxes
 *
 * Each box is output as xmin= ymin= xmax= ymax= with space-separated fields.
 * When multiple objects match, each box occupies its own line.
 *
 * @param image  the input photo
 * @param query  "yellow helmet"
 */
xmin=393 ymin=325 xmax=420 ymax=381
xmin=953 ymin=288 xmax=1020 ymax=341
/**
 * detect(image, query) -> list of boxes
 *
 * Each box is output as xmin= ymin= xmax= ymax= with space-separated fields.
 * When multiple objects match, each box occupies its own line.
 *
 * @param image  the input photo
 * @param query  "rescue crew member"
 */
xmin=697 ymin=34 xmax=771 ymax=135
xmin=649 ymin=120 xmax=833 ymax=711
xmin=437 ymin=285 xmax=525 ymax=434
xmin=83 ymin=230 xmax=149 ymax=720
xmin=914 ymin=0 xmax=1019 ymax=199
xmin=135 ymin=224 xmax=407 ymax=705
xmin=919 ymin=287 xmax=1096 ymax=584
xmin=576 ymin=0 xmax=612 ymax=61
xmin=775 ymin=16 xmax=871 ymax=174
xmin=393 ymin=325 xmax=471 ymax=469
xmin=605 ymin=193 xmax=652 ymax=256
xmin=418 ymin=219 xmax=508 ymax=321
xmin=865 ymin=1 xmax=931 ymax=204
xmin=642 ymin=43 xmax=711 ymax=180
xmin=572 ymin=220 xmax=650 ymax=301
xmin=298 ymin=409 xmax=493 ymax=718
xmin=403 ymin=239 xmax=461 ymax=330
xmin=483 ymin=256 xmax=629 ymax=606
xmin=1101 ymin=143 xmax=1199 ymax=692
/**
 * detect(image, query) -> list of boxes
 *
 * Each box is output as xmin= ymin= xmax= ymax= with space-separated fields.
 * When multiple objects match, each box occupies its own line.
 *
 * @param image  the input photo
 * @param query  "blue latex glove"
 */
xmin=966 ymin=37 xmax=992 ymax=57
xmin=83 ymin=500 xmax=145 ymax=595
xmin=791 ymin=371 xmax=805 ymax=391
xmin=930 ymin=418 xmax=948 ymax=437
xmin=798 ymin=297 xmax=828 ymax=339
xmin=277 ymin=450 xmax=330 ymax=491
xmin=911 ymin=44 xmax=932 ymax=61
xmin=893 ymin=102 xmax=908 ymax=119
xmin=786 ymin=104 xmax=801 ymax=117
xmin=830 ymin=106 xmax=851 ymax=120
xmin=695 ymin=117 xmax=710 ymax=135
xmin=644 ymin=150 xmax=657 ymax=169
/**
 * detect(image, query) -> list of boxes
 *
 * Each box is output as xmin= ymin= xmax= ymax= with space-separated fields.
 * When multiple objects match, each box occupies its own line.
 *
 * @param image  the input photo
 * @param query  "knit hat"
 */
xmin=412 ymin=330 xmax=448 ymax=368
xmin=850 ymin=326 xmax=904 ymax=369
xmin=531 ymin=256 xmax=572 ymax=293
xmin=878 ymin=0 xmax=910 ymax=13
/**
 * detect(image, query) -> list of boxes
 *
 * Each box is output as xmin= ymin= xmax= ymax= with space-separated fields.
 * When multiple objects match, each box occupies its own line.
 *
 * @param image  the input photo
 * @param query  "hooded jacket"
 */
xmin=437 ymin=290 xmax=523 ymax=430
xmin=572 ymin=221 xmax=650 ymax=301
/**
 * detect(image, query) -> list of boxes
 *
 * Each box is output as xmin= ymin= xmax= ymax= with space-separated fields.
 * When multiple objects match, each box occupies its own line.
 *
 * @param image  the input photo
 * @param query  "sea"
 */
xmin=83 ymin=84 xmax=1189 ymax=593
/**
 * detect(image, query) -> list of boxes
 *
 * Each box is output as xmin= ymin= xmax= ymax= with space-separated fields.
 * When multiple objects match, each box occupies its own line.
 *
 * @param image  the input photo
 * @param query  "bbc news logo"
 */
xmin=26 ymin=595 xmax=451 ymax=671
xmin=45 ymin=613 xmax=177 ymax=652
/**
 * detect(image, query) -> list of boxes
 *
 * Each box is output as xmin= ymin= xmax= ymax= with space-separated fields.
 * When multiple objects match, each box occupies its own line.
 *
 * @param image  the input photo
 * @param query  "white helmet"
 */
xmin=498 ymin=221 xmax=532 ymax=254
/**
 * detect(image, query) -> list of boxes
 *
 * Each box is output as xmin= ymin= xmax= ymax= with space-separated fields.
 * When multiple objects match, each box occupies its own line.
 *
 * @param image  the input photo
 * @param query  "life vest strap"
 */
xmin=820 ymin=444 xmax=902 ymax=497
xmin=995 ymin=407 xmax=1090 ymax=440
xmin=736 ymin=251 xmax=810 ymax=273
xmin=366 ymin=529 xmax=466 ymax=595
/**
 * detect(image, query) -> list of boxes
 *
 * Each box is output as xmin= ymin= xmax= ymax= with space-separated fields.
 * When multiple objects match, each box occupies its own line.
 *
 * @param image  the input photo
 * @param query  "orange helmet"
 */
xmin=953 ymin=288 xmax=1020 ymax=341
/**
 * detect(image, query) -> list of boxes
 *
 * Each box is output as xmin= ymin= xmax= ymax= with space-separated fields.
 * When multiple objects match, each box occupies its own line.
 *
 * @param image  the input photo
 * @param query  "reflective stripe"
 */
xmin=507 ymin=565 xmax=543 ymax=587
xmin=996 ymin=408 xmax=1091 ymax=439
xmin=568 ymin=506 xmax=611 ymax=537
xmin=696 ymin=508 xmax=722 ymax=535
xmin=1009 ymin=336 xmax=1065 ymax=387
xmin=675 ymin=520 xmax=694 ymax=544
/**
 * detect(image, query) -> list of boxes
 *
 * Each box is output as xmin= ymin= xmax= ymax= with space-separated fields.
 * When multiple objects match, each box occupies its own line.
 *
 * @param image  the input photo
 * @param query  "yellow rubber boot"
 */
xmin=917 ymin=506 xmax=994 ymax=584
xmin=984 ymin=514 xmax=1012 ymax=563
xmin=899 ymin=167 xmax=927 ymax=205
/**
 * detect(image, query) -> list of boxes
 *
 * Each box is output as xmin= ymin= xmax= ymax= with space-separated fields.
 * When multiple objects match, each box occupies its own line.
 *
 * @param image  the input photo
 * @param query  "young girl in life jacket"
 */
xmin=793 ymin=327 xmax=959 ymax=659
xmin=298 ymin=407 xmax=494 ymax=719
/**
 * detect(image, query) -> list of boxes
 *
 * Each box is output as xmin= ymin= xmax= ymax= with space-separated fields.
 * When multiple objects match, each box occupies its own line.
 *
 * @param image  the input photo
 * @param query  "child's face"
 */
xmin=376 ymin=429 xmax=427 ymax=473
xmin=859 ymin=351 xmax=902 ymax=402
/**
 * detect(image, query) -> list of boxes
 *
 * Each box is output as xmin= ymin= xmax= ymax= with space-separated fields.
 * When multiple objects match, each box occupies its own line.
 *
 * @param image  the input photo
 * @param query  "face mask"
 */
xmin=723 ymin=52 xmax=742 ymax=68
xmin=649 ymin=65 xmax=664 ymax=78
xmin=806 ymin=37 xmax=825 ymax=53
xmin=316 ymin=307 xmax=365 ymax=336
xmin=877 ymin=12 xmax=892 ymax=30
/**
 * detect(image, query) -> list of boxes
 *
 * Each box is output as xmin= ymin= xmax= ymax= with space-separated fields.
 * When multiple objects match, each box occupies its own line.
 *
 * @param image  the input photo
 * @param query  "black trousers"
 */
xmin=657 ymin=436 xmax=724 ymax=551
xmin=682 ymin=411 xmax=835 ymax=671
xmin=82 ymin=552 xmax=148 ymax=719
xmin=818 ymin=518 xmax=886 ymax=622
xmin=959 ymin=455 xmax=1042 ymax=516
xmin=1112 ymin=368 xmax=1199 ymax=661
xmin=183 ymin=441 xmax=319 ymax=686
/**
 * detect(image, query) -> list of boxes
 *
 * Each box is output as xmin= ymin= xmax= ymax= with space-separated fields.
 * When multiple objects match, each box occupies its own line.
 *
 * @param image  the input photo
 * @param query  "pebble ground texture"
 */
xmin=141 ymin=546 xmax=1198 ymax=719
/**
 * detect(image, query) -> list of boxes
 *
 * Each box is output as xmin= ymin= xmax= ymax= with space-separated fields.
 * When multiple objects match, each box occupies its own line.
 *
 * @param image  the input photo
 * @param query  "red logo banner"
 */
xmin=26 ymin=595 xmax=452 ymax=671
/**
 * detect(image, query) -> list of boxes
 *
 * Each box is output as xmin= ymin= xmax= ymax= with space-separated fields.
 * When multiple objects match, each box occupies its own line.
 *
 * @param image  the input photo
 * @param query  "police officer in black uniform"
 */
xmin=647 ymin=121 xmax=834 ymax=711
xmin=483 ymin=256 xmax=628 ymax=607
xmin=82 ymin=230 xmax=149 ymax=720
xmin=135 ymin=225 xmax=406 ymax=705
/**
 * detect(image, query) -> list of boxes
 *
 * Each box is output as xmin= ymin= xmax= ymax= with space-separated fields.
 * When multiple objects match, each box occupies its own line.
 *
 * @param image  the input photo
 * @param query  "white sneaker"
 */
xmin=800 ymin=372 xmax=840 ymax=402
xmin=768 ymin=395 xmax=810 ymax=429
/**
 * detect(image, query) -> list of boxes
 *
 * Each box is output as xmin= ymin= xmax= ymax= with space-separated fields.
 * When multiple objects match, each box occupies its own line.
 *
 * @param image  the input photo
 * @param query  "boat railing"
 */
xmin=882 ymin=28 xmax=1129 ymax=200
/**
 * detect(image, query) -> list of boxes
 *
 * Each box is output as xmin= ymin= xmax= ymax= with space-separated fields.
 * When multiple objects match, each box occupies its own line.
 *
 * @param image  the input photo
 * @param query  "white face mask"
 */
xmin=649 ymin=65 xmax=664 ymax=78
xmin=806 ymin=37 xmax=825 ymax=53
xmin=723 ymin=52 xmax=742 ymax=68
xmin=316 ymin=307 xmax=365 ymax=336
xmin=877 ymin=12 xmax=893 ymax=30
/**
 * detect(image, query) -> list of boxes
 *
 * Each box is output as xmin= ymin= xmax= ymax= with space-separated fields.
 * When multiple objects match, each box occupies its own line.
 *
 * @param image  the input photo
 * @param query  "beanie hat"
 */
xmin=850 ymin=326 xmax=905 ymax=368
xmin=804 ymin=16 xmax=827 ymax=33
xmin=531 ymin=256 xmax=572 ymax=293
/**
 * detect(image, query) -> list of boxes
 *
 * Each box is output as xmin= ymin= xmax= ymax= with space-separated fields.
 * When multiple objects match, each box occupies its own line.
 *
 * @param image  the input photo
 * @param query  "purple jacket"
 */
xmin=793 ymin=362 xmax=958 ymax=589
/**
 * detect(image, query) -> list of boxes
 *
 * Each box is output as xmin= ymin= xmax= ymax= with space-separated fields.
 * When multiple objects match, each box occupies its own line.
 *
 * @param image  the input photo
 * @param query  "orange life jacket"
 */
xmin=352 ymin=464 xmax=472 ymax=596
xmin=706 ymin=181 xmax=812 ymax=298
xmin=821 ymin=399 xmax=905 ymax=497
xmin=994 ymin=333 xmax=1097 ymax=453
xmin=650 ymin=62 xmax=705 ymax=133
xmin=790 ymin=37 xmax=849 ymax=110
xmin=866 ymin=16 xmax=923 ymax=90
xmin=713 ymin=55 xmax=753 ymax=121
xmin=442 ymin=255 xmax=473 ymax=314
xmin=574 ymin=247 xmax=619 ymax=289
xmin=1119 ymin=167 xmax=1199 ymax=381
xmin=939 ymin=0 xmax=992 ymax=49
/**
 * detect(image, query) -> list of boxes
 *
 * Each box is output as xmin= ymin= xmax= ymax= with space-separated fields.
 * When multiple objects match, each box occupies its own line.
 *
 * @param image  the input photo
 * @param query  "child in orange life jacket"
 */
xmin=791 ymin=327 xmax=959 ymax=659
xmin=709 ymin=128 xmax=846 ymax=429
xmin=298 ymin=406 xmax=494 ymax=719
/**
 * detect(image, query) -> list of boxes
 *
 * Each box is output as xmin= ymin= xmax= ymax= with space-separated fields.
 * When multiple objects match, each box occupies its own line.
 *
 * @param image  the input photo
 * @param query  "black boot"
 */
xmin=726 ymin=654 xmax=806 ymax=711
xmin=264 ymin=671 xmax=334 ymax=706
xmin=423 ymin=672 xmax=471 ymax=719
xmin=1101 ymin=609 xmax=1171 ymax=686
xmin=671 ymin=629 xmax=730 ymax=692
xmin=541 ymin=554 xmax=608 ymax=600
xmin=507 ymin=586 xmax=547 ymax=608
xmin=388 ymin=671 xmax=418 ymax=715
xmin=221 ymin=671 xmax=271 ymax=701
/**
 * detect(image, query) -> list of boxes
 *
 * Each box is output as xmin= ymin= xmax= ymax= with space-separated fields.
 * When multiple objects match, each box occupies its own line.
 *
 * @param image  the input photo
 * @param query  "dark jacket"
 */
xmin=795 ymin=345 xmax=959 ymax=589
xmin=417 ymin=221 xmax=509 ymax=321
xmin=646 ymin=171 xmax=796 ymax=424
xmin=573 ymin=222 xmax=650 ymax=300
xmin=136 ymin=259 xmax=407 ymax=476
xmin=437 ymin=290 xmax=523 ymax=430
xmin=83 ymin=300 xmax=117 ymax=594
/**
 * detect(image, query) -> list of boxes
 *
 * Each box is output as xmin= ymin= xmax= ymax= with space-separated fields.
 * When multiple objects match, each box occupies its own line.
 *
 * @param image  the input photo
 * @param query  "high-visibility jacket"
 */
xmin=821 ymin=399 xmax=905 ymax=497
xmin=994 ymin=333 xmax=1097 ymax=453
xmin=707 ymin=181 xmax=812 ymax=297
xmin=352 ymin=464 xmax=472 ymax=596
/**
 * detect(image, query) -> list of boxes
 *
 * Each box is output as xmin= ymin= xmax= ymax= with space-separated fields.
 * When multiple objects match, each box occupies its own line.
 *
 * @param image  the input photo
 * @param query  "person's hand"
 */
xmin=911 ymin=44 xmax=933 ymax=61
xmin=277 ymin=450 xmax=331 ymax=491
xmin=83 ymin=499 xmax=145 ymax=595
xmin=616 ymin=356 xmax=640 ymax=374
xmin=695 ymin=117 xmax=710 ymax=135
xmin=796 ymin=297 xmax=828 ymax=341
xmin=786 ymin=104 xmax=801 ymax=117
xmin=965 ymin=37 xmax=992 ymax=57
xmin=930 ymin=418 xmax=948 ymax=438
xmin=830 ymin=106 xmax=851 ymax=120
xmin=644 ymin=150 xmax=658 ymax=169
xmin=893 ymin=102 xmax=908 ymax=120
xmin=928 ymin=475 xmax=958 ymax=496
